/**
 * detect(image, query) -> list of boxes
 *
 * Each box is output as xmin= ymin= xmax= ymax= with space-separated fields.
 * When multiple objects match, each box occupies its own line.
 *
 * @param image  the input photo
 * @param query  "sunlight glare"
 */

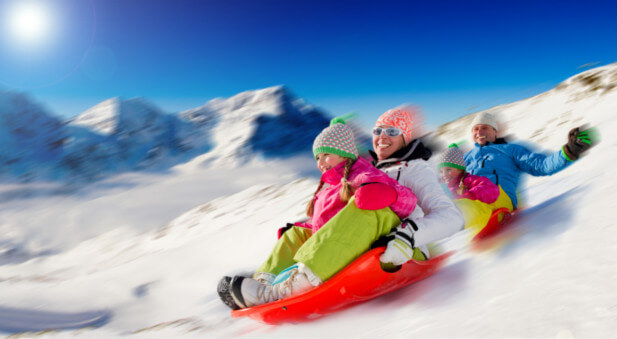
xmin=5 ymin=1 xmax=53 ymax=45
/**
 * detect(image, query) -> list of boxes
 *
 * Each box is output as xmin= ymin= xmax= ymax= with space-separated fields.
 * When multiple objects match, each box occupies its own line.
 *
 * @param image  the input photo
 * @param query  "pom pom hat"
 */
xmin=471 ymin=112 xmax=499 ymax=131
xmin=313 ymin=117 xmax=359 ymax=160
xmin=375 ymin=108 xmax=414 ymax=144
xmin=437 ymin=145 xmax=466 ymax=170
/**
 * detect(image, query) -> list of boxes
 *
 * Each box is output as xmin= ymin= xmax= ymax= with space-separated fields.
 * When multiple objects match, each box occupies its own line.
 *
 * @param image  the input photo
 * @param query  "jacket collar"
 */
xmin=475 ymin=137 xmax=508 ymax=147
xmin=370 ymin=139 xmax=432 ymax=168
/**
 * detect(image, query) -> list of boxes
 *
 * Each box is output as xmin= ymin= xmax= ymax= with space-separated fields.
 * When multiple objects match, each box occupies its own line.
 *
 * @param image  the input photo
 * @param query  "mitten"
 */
xmin=354 ymin=182 xmax=397 ymax=210
xmin=277 ymin=223 xmax=294 ymax=239
xmin=379 ymin=219 xmax=417 ymax=266
xmin=562 ymin=127 xmax=596 ymax=161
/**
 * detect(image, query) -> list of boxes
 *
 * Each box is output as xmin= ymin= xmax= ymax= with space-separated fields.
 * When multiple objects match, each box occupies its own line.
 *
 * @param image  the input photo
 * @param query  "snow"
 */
xmin=1 ymin=64 xmax=616 ymax=337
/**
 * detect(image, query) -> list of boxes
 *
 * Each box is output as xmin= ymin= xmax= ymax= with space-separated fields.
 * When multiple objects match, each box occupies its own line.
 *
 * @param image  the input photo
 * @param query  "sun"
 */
xmin=4 ymin=1 xmax=54 ymax=46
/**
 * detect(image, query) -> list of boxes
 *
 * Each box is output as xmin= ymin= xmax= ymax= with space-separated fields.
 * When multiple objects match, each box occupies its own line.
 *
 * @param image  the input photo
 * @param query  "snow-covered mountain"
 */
xmin=180 ymin=86 xmax=330 ymax=166
xmin=0 ymin=92 xmax=66 ymax=181
xmin=0 ymin=86 xmax=332 ymax=181
xmin=65 ymin=97 xmax=192 ymax=178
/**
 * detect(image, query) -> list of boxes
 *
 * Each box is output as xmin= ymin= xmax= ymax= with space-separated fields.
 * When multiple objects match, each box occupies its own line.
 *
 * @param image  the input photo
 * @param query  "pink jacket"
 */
xmin=296 ymin=157 xmax=416 ymax=233
xmin=446 ymin=173 xmax=499 ymax=204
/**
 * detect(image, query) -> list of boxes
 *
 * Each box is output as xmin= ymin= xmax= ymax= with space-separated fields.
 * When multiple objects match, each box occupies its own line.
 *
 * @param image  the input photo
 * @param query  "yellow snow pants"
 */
xmin=455 ymin=186 xmax=514 ymax=238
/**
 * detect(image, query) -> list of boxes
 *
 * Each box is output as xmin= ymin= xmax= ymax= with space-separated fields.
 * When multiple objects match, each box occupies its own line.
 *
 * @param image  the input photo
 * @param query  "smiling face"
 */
xmin=372 ymin=124 xmax=406 ymax=161
xmin=439 ymin=167 xmax=464 ymax=184
xmin=471 ymin=124 xmax=497 ymax=146
xmin=315 ymin=153 xmax=346 ymax=174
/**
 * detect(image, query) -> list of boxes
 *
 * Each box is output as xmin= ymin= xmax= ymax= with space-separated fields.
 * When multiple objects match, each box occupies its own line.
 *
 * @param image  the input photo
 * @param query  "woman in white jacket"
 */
xmin=370 ymin=108 xmax=463 ymax=263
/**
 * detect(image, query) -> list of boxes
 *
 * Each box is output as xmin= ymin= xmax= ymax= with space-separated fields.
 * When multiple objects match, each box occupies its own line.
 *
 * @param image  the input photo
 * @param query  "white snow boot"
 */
xmin=253 ymin=272 xmax=276 ymax=285
xmin=230 ymin=267 xmax=315 ymax=308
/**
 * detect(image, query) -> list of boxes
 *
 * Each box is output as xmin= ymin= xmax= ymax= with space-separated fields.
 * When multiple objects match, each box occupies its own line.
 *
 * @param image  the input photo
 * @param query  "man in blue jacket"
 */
xmin=464 ymin=112 xmax=593 ymax=210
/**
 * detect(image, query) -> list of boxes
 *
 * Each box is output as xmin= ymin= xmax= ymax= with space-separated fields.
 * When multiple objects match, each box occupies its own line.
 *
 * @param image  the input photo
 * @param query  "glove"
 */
xmin=354 ymin=182 xmax=397 ymax=210
xmin=562 ymin=126 xmax=596 ymax=161
xmin=378 ymin=219 xmax=417 ymax=266
xmin=277 ymin=223 xmax=294 ymax=239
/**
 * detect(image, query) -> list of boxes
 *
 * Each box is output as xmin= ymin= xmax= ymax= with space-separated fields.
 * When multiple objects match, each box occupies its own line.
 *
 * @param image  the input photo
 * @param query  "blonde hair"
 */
xmin=306 ymin=158 xmax=355 ymax=217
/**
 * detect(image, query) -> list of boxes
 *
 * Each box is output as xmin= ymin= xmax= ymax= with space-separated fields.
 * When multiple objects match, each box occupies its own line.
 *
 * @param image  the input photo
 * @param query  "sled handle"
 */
xmin=488 ymin=207 xmax=512 ymax=225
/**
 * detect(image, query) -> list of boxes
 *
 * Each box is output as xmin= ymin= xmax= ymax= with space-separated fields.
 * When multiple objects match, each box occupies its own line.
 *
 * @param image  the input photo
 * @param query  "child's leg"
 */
xmin=255 ymin=226 xmax=312 ymax=276
xmin=294 ymin=196 xmax=400 ymax=282
xmin=454 ymin=198 xmax=493 ymax=237
xmin=489 ymin=186 xmax=514 ymax=211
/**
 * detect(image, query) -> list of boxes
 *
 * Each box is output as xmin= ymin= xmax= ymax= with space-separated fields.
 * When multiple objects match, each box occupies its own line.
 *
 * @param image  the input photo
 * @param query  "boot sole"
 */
xmin=230 ymin=276 xmax=248 ymax=309
xmin=217 ymin=276 xmax=241 ymax=310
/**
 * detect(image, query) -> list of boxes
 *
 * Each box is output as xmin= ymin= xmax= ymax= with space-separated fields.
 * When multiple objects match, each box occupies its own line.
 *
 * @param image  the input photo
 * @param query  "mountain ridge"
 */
xmin=0 ymin=86 xmax=331 ymax=181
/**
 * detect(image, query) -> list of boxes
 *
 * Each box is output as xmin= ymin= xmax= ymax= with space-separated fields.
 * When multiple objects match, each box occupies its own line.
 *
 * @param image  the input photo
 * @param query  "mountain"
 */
xmin=180 ymin=86 xmax=330 ymax=166
xmin=0 ymin=86 xmax=332 ymax=181
xmin=65 ymin=97 xmax=193 ymax=178
xmin=0 ymin=91 xmax=66 ymax=181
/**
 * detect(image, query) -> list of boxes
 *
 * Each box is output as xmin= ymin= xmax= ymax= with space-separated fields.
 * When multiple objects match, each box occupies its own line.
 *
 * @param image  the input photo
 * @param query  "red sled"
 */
xmin=230 ymin=247 xmax=452 ymax=324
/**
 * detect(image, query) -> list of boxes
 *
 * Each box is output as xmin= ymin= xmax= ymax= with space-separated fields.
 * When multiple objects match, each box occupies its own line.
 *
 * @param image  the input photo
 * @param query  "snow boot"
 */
xmin=230 ymin=267 xmax=314 ymax=308
xmin=217 ymin=276 xmax=241 ymax=310
xmin=253 ymin=272 xmax=276 ymax=285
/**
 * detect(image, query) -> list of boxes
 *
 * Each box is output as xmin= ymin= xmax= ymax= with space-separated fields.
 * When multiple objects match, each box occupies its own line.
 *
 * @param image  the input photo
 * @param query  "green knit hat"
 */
xmin=313 ymin=117 xmax=359 ymax=160
xmin=437 ymin=144 xmax=466 ymax=170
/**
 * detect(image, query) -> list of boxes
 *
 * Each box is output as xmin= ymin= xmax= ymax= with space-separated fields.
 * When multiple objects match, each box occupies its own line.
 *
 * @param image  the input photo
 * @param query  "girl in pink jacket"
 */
xmin=219 ymin=118 xmax=416 ymax=310
xmin=438 ymin=145 xmax=501 ymax=236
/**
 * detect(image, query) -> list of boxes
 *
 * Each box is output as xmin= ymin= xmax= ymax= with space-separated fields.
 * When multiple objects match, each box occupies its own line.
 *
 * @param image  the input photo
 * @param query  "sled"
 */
xmin=230 ymin=247 xmax=452 ymax=324
xmin=472 ymin=207 xmax=514 ymax=241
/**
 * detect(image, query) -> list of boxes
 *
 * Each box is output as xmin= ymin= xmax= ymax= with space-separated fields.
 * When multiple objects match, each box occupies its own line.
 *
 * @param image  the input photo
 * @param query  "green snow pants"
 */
xmin=256 ymin=196 xmax=417 ymax=282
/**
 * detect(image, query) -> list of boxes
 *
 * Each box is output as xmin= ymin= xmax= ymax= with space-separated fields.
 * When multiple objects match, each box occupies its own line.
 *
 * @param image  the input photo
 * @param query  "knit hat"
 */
xmin=313 ymin=117 xmax=359 ymax=160
xmin=375 ymin=108 xmax=415 ymax=144
xmin=437 ymin=144 xmax=466 ymax=170
xmin=471 ymin=112 xmax=499 ymax=131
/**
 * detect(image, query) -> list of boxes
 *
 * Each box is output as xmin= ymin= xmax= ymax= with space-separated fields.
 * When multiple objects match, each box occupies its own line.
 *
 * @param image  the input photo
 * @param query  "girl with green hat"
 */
xmin=438 ymin=145 xmax=501 ymax=238
xmin=219 ymin=117 xmax=417 ymax=310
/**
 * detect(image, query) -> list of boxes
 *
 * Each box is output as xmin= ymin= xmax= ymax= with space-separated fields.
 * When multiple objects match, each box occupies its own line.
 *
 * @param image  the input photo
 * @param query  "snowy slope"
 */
xmin=0 ymin=64 xmax=616 ymax=337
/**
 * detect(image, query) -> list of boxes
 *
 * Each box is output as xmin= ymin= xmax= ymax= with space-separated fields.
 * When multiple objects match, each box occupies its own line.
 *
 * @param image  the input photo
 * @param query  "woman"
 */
xmin=370 ymin=108 xmax=463 ymax=265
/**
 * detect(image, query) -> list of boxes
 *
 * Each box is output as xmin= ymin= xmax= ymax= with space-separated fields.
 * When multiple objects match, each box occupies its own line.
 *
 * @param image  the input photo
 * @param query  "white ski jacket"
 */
xmin=372 ymin=139 xmax=464 ymax=257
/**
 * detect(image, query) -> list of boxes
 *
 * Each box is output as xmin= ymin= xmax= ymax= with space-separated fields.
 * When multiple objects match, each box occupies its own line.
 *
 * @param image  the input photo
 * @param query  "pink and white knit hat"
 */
xmin=375 ymin=108 xmax=415 ymax=144
xmin=437 ymin=145 xmax=466 ymax=170
xmin=313 ymin=117 xmax=359 ymax=160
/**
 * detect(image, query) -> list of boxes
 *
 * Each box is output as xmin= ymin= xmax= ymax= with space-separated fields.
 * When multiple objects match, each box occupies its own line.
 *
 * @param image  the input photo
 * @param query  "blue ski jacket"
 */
xmin=463 ymin=138 xmax=571 ymax=208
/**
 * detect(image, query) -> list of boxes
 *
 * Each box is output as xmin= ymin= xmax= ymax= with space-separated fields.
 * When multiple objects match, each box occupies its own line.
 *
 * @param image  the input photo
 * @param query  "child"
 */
xmin=437 ymin=145 xmax=500 ymax=236
xmin=218 ymin=118 xmax=416 ymax=310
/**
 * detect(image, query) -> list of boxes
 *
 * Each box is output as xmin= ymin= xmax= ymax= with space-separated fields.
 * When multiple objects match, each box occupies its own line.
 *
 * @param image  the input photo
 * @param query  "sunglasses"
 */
xmin=372 ymin=127 xmax=403 ymax=137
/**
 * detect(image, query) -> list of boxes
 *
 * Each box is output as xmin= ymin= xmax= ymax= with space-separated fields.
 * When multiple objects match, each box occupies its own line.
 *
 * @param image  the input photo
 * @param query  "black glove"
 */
xmin=562 ymin=127 xmax=595 ymax=161
xmin=277 ymin=223 xmax=294 ymax=239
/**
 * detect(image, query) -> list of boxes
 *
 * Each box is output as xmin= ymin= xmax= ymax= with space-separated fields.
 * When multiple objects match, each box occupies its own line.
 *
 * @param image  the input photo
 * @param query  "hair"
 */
xmin=306 ymin=158 xmax=355 ymax=217
xmin=457 ymin=172 xmax=469 ymax=195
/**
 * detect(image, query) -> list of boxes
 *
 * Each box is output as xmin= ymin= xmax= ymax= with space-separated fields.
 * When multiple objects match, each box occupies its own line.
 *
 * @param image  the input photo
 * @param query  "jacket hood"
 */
xmin=370 ymin=139 xmax=432 ymax=168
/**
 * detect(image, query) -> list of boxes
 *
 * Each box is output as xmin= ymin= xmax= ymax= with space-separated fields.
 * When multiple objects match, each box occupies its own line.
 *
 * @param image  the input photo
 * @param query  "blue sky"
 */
xmin=0 ymin=0 xmax=616 ymax=129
